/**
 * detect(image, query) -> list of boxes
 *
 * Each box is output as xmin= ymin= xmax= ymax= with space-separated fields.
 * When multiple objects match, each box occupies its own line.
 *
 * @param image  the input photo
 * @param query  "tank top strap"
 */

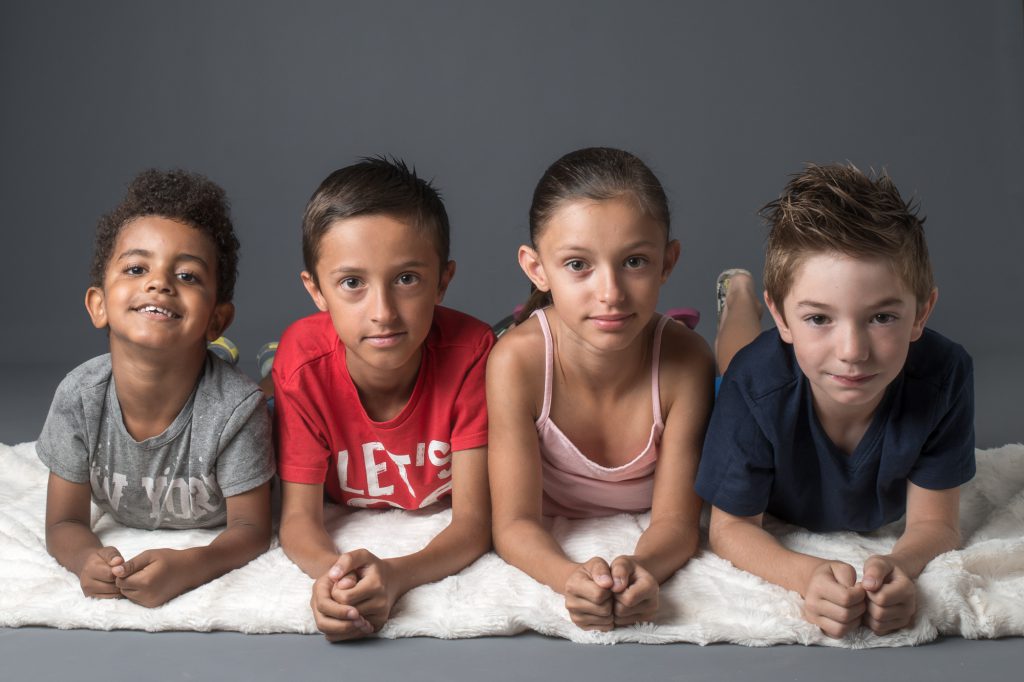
xmin=531 ymin=308 xmax=554 ymax=424
xmin=650 ymin=315 xmax=671 ymax=430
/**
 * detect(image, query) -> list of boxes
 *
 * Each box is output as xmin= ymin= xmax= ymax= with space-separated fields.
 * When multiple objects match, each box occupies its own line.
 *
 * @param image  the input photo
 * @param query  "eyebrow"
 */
xmin=327 ymin=260 xmax=432 ymax=277
xmin=552 ymin=239 xmax=661 ymax=254
xmin=795 ymin=297 xmax=907 ymax=310
xmin=116 ymin=249 xmax=210 ymax=269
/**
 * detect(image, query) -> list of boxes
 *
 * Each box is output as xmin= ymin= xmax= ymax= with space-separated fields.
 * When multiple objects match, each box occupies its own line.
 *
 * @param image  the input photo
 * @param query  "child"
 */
xmin=37 ymin=169 xmax=275 ymax=607
xmin=274 ymin=157 xmax=494 ymax=641
xmin=488 ymin=147 xmax=714 ymax=631
xmin=697 ymin=164 xmax=974 ymax=638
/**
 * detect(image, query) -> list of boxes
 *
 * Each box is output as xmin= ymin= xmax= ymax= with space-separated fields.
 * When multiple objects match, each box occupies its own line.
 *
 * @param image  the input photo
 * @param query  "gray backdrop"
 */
xmin=2 ymin=1 xmax=1022 ymax=445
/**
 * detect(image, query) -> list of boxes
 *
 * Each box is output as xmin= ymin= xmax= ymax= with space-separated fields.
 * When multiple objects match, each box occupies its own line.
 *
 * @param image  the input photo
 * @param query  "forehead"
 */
xmin=317 ymin=213 xmax=441 ymax=271
xmin=540 ymin=196 xmax=664 ymax=248
xmin=787 ymin=252 xmax=913 ymax=303
xmin=112 ymin=216 xmax=216 ymax=261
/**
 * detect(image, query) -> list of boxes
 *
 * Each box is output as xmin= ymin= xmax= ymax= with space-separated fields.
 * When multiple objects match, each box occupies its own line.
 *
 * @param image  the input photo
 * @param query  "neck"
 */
xmin=550 ymin=311 xmax=653 ymax=394
xmin=109 ymin=340 xmax=207 ymax=440
xmin=345 ymin=347 xmax=423 ymax=422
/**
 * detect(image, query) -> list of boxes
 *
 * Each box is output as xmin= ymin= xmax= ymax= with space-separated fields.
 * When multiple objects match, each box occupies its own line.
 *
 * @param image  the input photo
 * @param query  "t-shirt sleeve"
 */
xmin=36 ymin=375 xmax=91 ymax=484
xmin=273 ymin=368 xmax=332 ymax=485
xmin=448 ymin=328 xmax=495 ymax=453
xmin=215 ymin=391 xmax=277 ymax=497
xmin=909 ymin=354 xmax=976 ymax=490
xmin=695 ymin=376 xmax=776 ymax=517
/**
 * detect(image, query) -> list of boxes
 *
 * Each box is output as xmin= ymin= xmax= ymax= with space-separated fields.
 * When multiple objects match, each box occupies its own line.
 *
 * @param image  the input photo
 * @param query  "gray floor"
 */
xmin=2 ymin=360 xmax=1022 ymax=681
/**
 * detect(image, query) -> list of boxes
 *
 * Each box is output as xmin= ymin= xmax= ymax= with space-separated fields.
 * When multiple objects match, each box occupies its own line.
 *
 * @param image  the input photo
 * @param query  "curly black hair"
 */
xmin=90 ymin=169 xmax=240 ymax=302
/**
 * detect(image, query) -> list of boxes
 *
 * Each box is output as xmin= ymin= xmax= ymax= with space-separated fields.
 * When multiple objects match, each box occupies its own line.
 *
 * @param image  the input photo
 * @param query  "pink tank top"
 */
xmin=533 ymin=309 xmax=668 ymax=518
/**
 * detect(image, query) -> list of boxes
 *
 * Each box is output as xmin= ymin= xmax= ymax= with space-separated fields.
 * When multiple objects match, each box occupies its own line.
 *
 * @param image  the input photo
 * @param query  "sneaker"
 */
xmin=208 ymin=337 xmax=239 ymax=365
xmin=257 ymin=341 xmax=278 ymax=379
xmin=716 ymin=268 xmax=752 ymax=318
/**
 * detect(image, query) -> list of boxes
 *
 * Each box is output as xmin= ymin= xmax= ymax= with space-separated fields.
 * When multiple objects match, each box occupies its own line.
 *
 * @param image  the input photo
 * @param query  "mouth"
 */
xmin=363 ymin=331 xmax=407 ymax=348
xmin=828 ymin=373 xmax=877 ymax=387
xmin=132 ymin=304 xmax=182 ymax=320
xmin=589 ymin=313 xmax=635 ymax=331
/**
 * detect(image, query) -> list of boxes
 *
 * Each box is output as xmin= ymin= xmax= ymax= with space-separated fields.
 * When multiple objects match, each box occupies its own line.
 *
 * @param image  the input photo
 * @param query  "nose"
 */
xmin=597 ymin=267 xmax=625 ymax=306
xmin=836 ymin=322 xmax=870 ymax=364
xmin=145 ymin=269 xmax=173 ymax=294
xmin=369 ymin=286 xmax=398 ymax=325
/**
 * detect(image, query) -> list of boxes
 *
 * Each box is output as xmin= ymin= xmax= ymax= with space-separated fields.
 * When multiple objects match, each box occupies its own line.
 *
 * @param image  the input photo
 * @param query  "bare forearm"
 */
xmin=888 ymin=521 xmax=960 ymax=579
xmin=632 ymin=518 xmax=699 ymax=584
xmin=494 ymin=518 xmax=577 ymax=593
xmin=46 ymin=521 xmax=104 ymax=575
xmin=710 ymin=520 xmax=826 ymax=595
xmin=173 ymin=521 xmax=271 ymax=590
xmin=384 ymin=517 xmax=490 ymax=597
xmin=280 ymin=517 xmax=340 ymax=579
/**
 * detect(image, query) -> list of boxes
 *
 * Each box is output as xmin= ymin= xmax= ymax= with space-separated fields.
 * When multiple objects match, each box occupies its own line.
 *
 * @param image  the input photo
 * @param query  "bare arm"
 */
xmin=487 ymin=336 xmax=578 ymax=593
xmin=883 ymin=483 xmax=960 ymax=579
xmin=629 ymin=325 xmax=713 ymax=583
xmin=279 ymin=480 xmax=341 ymax=579
xmin=45 ymin=472 xmax=125 ymax=598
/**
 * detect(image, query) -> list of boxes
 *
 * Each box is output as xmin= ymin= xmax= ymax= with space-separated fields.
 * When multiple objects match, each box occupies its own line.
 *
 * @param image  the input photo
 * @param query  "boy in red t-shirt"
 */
xmin=273 ymin=157 xmax=494 ymax=640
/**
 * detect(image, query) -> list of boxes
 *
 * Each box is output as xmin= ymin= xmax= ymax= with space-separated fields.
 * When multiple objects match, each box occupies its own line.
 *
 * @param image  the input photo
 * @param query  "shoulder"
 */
xmin=486 ymin=313 xmax=543 ymax=375
xmin=54 ymin=354 xmax=113 ymax=402
xmin=198 ymin=353 xmax=262 ymax=406
xmin=428 ymin=306 xmax=494 ymax=351
xmin=657 ymin=317 xmax=715 ymax=380
xmin=722 ymin=329 xmax=799 ymax=400
xmin=274 ymin=312 xmax=339 ymax=384
xmin=903 ymin=327 xmax=973 ymax=391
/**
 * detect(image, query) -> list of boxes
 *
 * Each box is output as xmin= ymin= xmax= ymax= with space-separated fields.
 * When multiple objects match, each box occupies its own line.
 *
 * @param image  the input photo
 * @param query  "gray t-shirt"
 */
xmin=36 ymin=353 xmax=275 ymax=530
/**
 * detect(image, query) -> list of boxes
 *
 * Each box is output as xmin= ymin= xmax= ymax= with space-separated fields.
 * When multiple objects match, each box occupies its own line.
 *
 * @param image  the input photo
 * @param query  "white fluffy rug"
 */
xmin=2 ymin=441 xmax=1023 ymax=647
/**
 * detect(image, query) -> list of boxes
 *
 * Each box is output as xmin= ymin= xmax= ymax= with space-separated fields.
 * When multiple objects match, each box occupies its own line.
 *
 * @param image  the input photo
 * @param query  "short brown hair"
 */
xmin=302 ymin=156 xmax=449 ymax=283
xmin=762 ymin=163 xmax=934 ymax=307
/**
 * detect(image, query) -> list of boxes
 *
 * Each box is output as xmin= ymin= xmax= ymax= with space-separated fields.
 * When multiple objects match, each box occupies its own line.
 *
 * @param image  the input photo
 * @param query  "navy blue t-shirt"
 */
xmin=695 ymin=328 xmax=975 ymax=532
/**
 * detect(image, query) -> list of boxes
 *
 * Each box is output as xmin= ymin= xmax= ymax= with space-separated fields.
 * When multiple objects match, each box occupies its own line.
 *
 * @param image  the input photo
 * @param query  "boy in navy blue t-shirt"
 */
xmin=696 ymin=164 xmax=974 ymax=639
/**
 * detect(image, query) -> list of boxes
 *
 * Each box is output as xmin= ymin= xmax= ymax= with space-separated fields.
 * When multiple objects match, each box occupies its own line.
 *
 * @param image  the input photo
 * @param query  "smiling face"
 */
xmin=302 ymin=213 xmax=454 ymax=386
xmin=519 ymin=196 xmax=678 ymax=353
xmin=85 ymin=216 xmax=233 ymax=357
xmin=766 ymin=251 xmax=936 ymax=421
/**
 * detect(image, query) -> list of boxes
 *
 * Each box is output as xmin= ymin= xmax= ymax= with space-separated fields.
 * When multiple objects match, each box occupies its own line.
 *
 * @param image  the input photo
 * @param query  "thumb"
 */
xmin=609 ymin=556 xmax=634 ymax=593
xmin=114 ymin=550 xmax=152 ymax=579
xmin=328 ymin=549 xmax=369 ymax=583
xmin=830 ymin=561 xmax=858 ymax=588
xmin=97 ymin=546 xmax=124 ymax=567
xmin=862 ymin=556 xmax=894 ymax=592
xmin=585 ymin=557 xmax=613 ymax=589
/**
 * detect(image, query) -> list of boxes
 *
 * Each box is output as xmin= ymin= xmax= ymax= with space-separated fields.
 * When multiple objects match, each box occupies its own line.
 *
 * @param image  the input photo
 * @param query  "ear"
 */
xmin=661 ymin=239 xmax=681 ymax=282
xmin=206 ymin=302 xmax=235 ymax=342
xmin=84 ymin=287 xmax=108 ymax=330
xmin=518 ymin=245 xmax=549 ymax=293
xmin=435 ymin=260 xmax=456 ymax=304
xmin=764 ymin=290 xmax=794 ymax=344
xmin=301 ymin=271 xmax=329 ymax=312
xmin=910 ymin=288 xmax=938 ymax=342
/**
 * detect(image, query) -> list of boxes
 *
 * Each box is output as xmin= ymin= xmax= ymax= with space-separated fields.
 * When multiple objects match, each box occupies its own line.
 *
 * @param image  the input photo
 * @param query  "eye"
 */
xmin=872 ymin=313 xmax=897 ymax=324
xmin=340 ymin=277 xmax=363 ymax=290
xmin=124 ymin=264 xmax=146 ymax=276
xmin=624 ymin=255 xmax=649 ymax=269
xmin=177 ymin=271 xmax=198 ymax=284
xmin=565 ymin=259 xmax=588 ymax=273
xmin=805 ymin=314 xmax=830 ymax=326
xmin=396 ymin=273 xmax=420 ymax=286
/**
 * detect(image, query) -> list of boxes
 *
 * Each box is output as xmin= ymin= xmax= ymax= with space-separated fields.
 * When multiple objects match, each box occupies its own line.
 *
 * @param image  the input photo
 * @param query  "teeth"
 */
xmin=138 ymin=305 xmax=179 ymax=318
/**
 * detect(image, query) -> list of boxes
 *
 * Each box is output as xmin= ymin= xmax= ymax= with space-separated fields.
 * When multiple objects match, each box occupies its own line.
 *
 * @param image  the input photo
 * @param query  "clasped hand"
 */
xmin=802 ymin=555 xmax=917 ymax=638
xmin=310 ymin=549 xmax=400 ymax=642
xmin=563 ymin=555 xmax=659 ymax=631
xmin=79 ymin=545 xmax=189 ymax=607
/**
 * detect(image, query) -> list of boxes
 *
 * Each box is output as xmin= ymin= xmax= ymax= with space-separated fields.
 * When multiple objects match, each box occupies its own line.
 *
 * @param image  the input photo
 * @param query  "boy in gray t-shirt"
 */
xmin=37 ymin=169 xmax=275 ymax=608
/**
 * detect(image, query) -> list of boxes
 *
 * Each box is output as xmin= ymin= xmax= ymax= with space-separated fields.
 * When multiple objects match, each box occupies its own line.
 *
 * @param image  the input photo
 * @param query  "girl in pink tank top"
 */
xmin=488 ymin=148 xmax=714 ymax=632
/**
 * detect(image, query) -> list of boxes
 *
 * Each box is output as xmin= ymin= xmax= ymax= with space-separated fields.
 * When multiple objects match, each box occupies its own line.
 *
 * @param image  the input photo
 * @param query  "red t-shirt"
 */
xmin=273 ymin=306 xmax=494 ymax=509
